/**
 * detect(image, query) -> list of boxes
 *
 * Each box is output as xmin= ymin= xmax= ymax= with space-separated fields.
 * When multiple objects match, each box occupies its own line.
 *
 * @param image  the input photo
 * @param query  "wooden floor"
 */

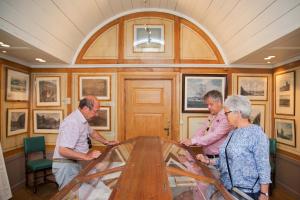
xmin=12 ymin=183 xmax=297 ymax=200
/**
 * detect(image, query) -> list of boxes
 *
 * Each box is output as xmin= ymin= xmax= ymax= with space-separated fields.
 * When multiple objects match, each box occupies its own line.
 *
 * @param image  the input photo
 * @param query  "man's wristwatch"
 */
xmin=260 ymin=192 xmax=269 ymax=197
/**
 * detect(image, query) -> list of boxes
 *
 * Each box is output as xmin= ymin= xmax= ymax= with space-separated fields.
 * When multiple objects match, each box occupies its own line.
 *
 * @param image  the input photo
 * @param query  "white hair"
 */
xmin=224 ymin=95 xmax=251 ymax=118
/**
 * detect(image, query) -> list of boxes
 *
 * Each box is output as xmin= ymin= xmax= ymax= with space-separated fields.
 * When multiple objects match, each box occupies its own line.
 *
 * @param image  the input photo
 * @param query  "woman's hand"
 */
xmin=196 ymin=154 xmax=210 ymax=164
xmin=258 ymin=194 xmax=269 ymax=200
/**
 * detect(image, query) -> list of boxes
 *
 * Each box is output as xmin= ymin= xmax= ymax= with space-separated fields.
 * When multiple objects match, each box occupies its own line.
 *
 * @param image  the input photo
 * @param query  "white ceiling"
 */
xmin=0 ymin=0 xmax=300 ymax=67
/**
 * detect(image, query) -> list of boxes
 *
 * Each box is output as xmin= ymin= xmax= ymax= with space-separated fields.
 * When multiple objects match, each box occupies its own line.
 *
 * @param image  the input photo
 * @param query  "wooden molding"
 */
xmin=278 ymin=149 xmax=300 ymax=161
xmin=273 ymin=60 xmax=300 ymax=73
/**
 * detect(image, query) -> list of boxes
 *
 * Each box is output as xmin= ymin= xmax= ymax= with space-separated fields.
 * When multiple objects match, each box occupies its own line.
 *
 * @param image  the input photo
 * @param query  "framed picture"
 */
xmin=133 ymin=24 xmax=164 ymax=52
xmin=275 ymin=118 xmax=296 ymax=147
xmin=250 ymin=104 xmax=265 ymax=131
xmin=79 ymin=75 xmax=111 ymax=101
xmin=36 ymin=76 xmax=61 ymax=106
xmin=33 ymin=110 xmax=63 ymax=134
xmin=275 ymin=71 xmax=295 ymax=115
xmin=187 ymin=116 xmax=207 ymax=138
xmin=182 ymin=74 xmax=227 ymax=112
xmin=88 ymin=106 xmax=111 ymax=131
xmin=6 ymin=68 xmax=30 ymax=101
xmin=7 ymin=108 xmax=28 ymax=136
xmin=237 ymin=76 xmax=268 ymax=100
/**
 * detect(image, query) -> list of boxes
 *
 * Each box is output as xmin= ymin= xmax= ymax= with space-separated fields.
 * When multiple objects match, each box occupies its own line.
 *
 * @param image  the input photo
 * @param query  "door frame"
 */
xmin=117 ymin=72 xmax=180 ymax=141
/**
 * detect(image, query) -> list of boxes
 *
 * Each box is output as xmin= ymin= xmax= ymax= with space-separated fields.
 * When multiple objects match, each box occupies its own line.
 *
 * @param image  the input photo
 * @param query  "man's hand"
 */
xmin=196 ymin=154 xmax=210 ymax=164
xmin=180 ymin=139 xmax=192 ymax=146
xmin=85 ymin=150 xmax=101 ymax=160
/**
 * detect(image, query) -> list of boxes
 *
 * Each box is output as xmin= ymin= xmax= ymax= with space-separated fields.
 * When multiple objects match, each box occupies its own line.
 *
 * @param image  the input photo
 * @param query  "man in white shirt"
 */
xmin=52 ymin=96 xmax=118 ymax=189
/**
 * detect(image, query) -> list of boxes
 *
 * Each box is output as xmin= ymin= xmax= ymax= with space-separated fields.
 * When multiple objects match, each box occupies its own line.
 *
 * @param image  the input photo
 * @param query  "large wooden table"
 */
xmin=51 ymin=136 xmax=234 ymax=200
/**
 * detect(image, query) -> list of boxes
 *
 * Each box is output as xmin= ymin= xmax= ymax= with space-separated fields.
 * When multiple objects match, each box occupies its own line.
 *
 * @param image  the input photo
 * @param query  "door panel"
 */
xmin=125 ymin=80 xmax=171 ymax=139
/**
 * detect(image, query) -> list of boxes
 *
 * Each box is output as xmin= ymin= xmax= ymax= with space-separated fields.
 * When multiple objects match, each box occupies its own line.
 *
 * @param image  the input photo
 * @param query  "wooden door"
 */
xmin=125 ymin=80 xmax=172 ymax=139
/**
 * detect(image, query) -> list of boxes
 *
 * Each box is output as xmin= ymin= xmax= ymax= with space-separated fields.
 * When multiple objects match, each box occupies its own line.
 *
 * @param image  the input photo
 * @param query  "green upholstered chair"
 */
xmin=24 ymin=136 xmax=54 ymax=193
xmin=269 ymin=138 xmax=277 ymax=195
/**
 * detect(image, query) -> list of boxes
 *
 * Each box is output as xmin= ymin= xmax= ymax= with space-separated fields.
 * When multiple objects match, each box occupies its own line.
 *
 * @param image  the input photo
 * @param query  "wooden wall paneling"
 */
xmin=180 ymin=19 xmax=224 ymax=64
xmin=67 ymin=71 xmax=72 ymax=115
xmin=75 ymin=18 xmax=121 ymax=64
xmin=0 ymin=60 xmax=31 ymax=152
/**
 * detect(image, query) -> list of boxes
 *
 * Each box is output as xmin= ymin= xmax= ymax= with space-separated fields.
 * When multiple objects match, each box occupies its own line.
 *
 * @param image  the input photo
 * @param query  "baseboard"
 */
xmin=277 ymin=181 xmax=300 ymax=199
xmin=11 ymin=179 xmax=25 ymax=192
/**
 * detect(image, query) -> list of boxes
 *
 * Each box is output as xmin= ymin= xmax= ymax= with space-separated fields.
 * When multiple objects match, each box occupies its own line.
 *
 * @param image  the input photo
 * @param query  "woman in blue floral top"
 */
xmin=197 ymin=95 xmax=271 ymax=200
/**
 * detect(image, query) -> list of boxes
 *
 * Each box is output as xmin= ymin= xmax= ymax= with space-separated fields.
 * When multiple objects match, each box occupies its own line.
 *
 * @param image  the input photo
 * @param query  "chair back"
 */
xmin=269 ymin=138 xmax=277 ymax=156
xmin=24 ymin=136 xmax=46 ymax=155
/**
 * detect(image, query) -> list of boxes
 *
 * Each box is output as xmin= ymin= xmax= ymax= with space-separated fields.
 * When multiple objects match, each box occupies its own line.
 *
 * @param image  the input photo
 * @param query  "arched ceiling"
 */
xmin=0 ymin=0 xmax=300 ymax=67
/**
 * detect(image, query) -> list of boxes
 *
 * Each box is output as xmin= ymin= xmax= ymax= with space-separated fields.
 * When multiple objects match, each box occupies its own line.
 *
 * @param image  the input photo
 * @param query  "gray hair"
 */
xmin=224 ymin=95 xmax=251 ymax=118
xmin=203 ymin=90 xmax=223 ymax=102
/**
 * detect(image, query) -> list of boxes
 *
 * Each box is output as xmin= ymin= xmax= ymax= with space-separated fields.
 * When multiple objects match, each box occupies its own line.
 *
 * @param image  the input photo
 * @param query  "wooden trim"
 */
xmin=273 ymin=60 xmax=300 ymax=73
xmin=180 ymin=18 xmax=224 ymax=64
xmin=278 ymin=149 xmax=300 ymax=161
xmin=117 ymin=72 xmax=180 ymax=141
xmin=67 ymin=72 xmax=72 ymax=115
xmin=3 ymin=147 xmax=23 ymax=158
xmin=123 ymin=12 xmax=175 ymax=21
xmin=75 ymin=11 xmax=225 ymax=64
xmin=118 ymin=17 xmax=124 ymax=63
xmin=174 ymin=16 xmax=180 ymax=63
xmin=78 ymin=166 xmax=124 ymax=182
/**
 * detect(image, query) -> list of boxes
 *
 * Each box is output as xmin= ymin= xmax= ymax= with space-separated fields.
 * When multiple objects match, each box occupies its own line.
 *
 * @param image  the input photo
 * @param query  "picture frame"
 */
xmin=187 ymin=116 xmax=207 ymax=138
xmin=36 ymin=76 xmax=61 ymax=106
xmin=182 ymin=74 xmax=227 ymax=113
xmin=88 ymin=106 xmax=111 ymax=131
xmin=7 ymin=108 xmax=28 ymax=137
xmin=237 ymin=76 xmax=268 ymax=100
xmin=33 ymin=110 xmax=63 ymax=134
xmin=133 ymin=24 xmax=164 ymax=52
xmin=250 ymin=104 xmax=265 ymax=131
xmin=6 ymin=68 xmax=30 ymax=101
xmin=275 ymin=118 xmax=296 ymax=147
xmin=275 ymin=71 xmax=295 ymax=115
xmin=79 ymin=75 xmax=111 ymax=101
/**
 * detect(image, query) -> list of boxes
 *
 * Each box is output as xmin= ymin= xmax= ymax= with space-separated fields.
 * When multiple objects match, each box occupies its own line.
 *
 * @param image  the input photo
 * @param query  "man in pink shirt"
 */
xmin=181 ymin=90 xmax=233 ymax=158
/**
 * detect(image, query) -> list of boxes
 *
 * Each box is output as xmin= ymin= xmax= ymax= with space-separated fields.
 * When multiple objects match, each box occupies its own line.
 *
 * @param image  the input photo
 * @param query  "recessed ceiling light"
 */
xmin=269 ymin=56 xmax=275 ymax=58
xmin=35 ymin=58 xmax=46 ymax=63
xmin=264 ymin=55 xmax=276 ymax=60
xmin=2 ymin=50 xmax=7 ymax=53
xmin=264 ymin=57 xmax=271 ymax=60
xmin=1 ymin=44 xmax=10 ymax=48
xmin=267 ymin=61 xmax=271 ymax=64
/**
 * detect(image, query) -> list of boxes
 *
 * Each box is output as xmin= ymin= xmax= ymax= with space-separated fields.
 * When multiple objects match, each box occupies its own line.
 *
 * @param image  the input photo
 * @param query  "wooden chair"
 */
xmin=269 ymin=138 xmax=277 ymax=195
xmin=24 ymin=136 xmax=55 ymax=193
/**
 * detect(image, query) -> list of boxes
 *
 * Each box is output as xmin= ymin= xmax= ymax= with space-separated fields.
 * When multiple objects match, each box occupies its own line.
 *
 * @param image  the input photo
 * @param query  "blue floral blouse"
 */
xmin=216 ymin=124 xmax=271 ymax=193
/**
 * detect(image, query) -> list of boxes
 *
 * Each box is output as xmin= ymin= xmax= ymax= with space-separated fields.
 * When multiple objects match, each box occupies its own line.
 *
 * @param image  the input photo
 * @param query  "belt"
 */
xmin=206 ymin=154 xmax=219 ymax=159
xmin=53 ymin=158 xmax=78 ymax=164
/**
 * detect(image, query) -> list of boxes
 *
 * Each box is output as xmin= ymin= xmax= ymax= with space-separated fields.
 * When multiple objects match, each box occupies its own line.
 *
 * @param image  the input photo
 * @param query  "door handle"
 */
xmin=164 ymin=128 xmax=170 ymax=136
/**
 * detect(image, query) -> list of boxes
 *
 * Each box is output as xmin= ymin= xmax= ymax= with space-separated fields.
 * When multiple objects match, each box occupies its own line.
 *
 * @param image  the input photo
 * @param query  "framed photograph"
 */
xmin=88 ymin=106 xmax=111 ymax=131
xmin=7 ymin=108 xmax=28 ymax=136
xmin=275 ymin=71 xmax=295 ymax=115
xmin=6 ymin=68 xmax=30 ymax=101
xmin=182 ymin=74 xmax=227 ymax=112
xmin=79 ymin=75 xmax=111 ymax=101
xmin=36 ymin=76 xmax=61 ymax=106
xmin=275 ymin=118 xmax=296 ymax=147
xmin=133 ymin=24 xmax=164 ymax=52
xmin=187 ymin=116 xmax=207 ymax=138
xmin=237 ymin=76 xmax=268 ymax=100
xmin=33 ymin=110 xmax=63 ymax=134
xmin=250 ymin=104 xmax=265 ymax=130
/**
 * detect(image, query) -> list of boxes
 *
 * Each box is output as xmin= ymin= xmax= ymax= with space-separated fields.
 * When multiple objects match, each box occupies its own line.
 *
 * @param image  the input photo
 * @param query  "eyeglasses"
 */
xmin=224 ymin=111 xmax=232 ymax=116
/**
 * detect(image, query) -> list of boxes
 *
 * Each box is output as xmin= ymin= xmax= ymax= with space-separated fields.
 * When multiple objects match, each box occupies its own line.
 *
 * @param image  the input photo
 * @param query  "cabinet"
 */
xmin=51 ymin=136 xmax=235 ymax=200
